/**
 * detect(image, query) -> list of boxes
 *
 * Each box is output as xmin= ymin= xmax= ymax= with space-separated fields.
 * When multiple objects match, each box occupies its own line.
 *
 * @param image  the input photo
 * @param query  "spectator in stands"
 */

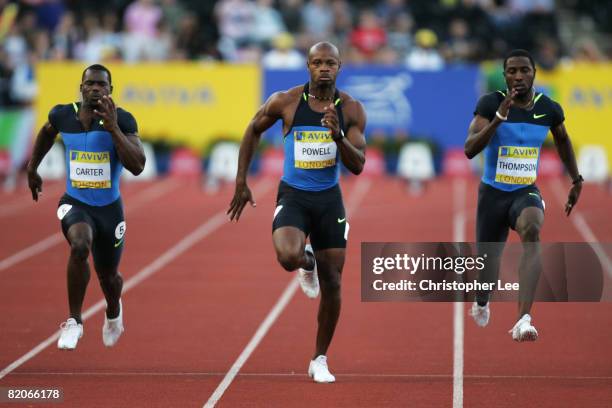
xmin=330 ymin=0 xmax=353 ymax=43
xmin=215 ymin=0 xmax=256 ymax=48
xmin=387 ymin=12 xmax=414 ymax=60
xmin=534 ymin=36 xmax=560 ymax=70
xmin=572 ymin=37 xmax=606 ymax=62
xmin=0 ymin=48 xmax=15 ymax=107
xmin=174 ymin=12 xmax=205 ymax=60
xmin=252 ymin=0 xmax=287 ymax=47
xmin=31 ymin=0 xmax=66 ymax=33
xmin=262 ymin=32 xmax=305 ymax=69
xmin=405 ymin=28 xmax=444 ymax=70
xmin=0 ymin=0 xmax=607 ymax=70
xmin=375 ymin=45 xmax=400 ymax=65
xmin=122 ymin=0 xmax=163 ymax=62
xmin=160 ymin=0 xmax=187 ymax=35
xmin=349 ymin=9 xmax=387 ymax=61
xmin=441 ymin=18 xmax=479 ymax=63
xmin=4 ymin=11 xmax=34 ymax=68
xmin=509 ymin=0 xmax=558 ymax=51
xmin=302 ymin=0 xmax=334 ymax=42
xmin=376 ymin=0 xmax=410 ymax=26
xmin=278 ymin=0 xmax=303 ymax=35
xmin=51 ymin=11 xmax=79 ymax=60
xmin=447 ymin=0 xmax=495 ymax=59
xmin=76 ymin=13 xmax=124 ymax=62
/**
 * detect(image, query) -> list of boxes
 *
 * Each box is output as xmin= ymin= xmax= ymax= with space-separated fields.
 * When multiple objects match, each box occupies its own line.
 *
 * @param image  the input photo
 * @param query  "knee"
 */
xmin=518 ymin=222 xmax=541 ymax=242
xmin=319 ymin=272 xmax=342 ymax=295
xmin=70 ymin=239 xmax=91 ymax=262
xmin=277 ymin=251 xmax=302 ymax=272
xmin=97 ymin=270 xmax=121 ymax=285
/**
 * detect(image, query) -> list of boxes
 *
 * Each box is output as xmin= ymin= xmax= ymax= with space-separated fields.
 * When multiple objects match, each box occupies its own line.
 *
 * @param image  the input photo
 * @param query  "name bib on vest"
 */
xmin=495 ymin=146 xmax=539 ymax=185
xmin=293 ymin=130 xmax=337 ymax=169
xmin=69 ymin=150 xmax=111 ymax=188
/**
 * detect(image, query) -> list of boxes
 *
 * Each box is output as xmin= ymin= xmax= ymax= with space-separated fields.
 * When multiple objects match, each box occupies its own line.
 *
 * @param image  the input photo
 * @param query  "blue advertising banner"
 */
xmin=263 ymin=66 xmax=480 ymax=150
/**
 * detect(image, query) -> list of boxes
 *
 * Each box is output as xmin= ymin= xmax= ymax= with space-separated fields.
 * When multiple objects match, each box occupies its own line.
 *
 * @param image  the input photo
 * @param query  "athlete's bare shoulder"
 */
xmin=271 ymin=85 xmax=303 ymax=103
xmin=338 ymin=91 xmax=366 ymax=124
xmin=265 ymin=85 xmax=304 ymax=117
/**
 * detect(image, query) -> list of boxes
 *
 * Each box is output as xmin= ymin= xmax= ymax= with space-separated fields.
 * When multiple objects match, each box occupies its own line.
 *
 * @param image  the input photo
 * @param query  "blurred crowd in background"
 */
xmin=1 ymin=0 xmax=611 ymax=108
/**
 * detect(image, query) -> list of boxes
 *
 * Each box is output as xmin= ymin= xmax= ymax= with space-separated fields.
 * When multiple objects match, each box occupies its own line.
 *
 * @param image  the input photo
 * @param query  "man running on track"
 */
xmin=228 ymin=42 xmax=366 ymax=382
xmin=27 ymin=64 xmax=145 ymax=350
xmin=465 ymin=49 xmax=582 ymax=341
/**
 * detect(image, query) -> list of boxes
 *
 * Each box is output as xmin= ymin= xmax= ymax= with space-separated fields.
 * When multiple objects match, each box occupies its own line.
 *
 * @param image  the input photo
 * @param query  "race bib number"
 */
xmin=69 ymin=150 xmax=111 ymax=189
xmin=495 ymin=146 xmax=539 ymax=185
xmin=293 ymin=130 xmax=337 ymax=169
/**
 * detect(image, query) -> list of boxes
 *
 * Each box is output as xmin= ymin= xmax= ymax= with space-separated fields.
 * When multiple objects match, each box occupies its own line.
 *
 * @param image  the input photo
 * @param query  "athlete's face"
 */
xmin=80 ymin=70 xmax=112 ymax=107
xmin=307 ymin=50 xmax=341 ymax=86
xmin=504 ymin=57 xmax=535 ymax=97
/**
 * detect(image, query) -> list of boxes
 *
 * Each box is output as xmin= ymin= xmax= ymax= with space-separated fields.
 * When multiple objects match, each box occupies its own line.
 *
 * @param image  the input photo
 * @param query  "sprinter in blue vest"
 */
xmin=465 ymin=49 xmax=582 ymax=341
xmin=228 ymin=42 xmax=366 ymax=382
xmin=27 ymin=64 xmax=145 ymax=350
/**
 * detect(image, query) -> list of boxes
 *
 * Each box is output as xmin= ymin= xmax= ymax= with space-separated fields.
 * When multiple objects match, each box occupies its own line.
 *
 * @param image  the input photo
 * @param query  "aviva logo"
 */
xmin=499 ymin=146 xmax=539 ymax=159
xmin=294 ymin=130 xmax=333 ymax=143
xmin=70 ymin=150 xmax=110 ymax=163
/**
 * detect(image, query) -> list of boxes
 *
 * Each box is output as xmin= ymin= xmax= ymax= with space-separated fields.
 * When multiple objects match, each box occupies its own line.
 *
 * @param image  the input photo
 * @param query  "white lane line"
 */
xmin=452 ymin=178 xmax=466 ymax=408
xmin=549 ymin=179 xmax=612 ymax=279
xmin=0 ymin=178 xmax=181 ymax=273
xmin=203 ymin=178 xmax=373 ymax=408
xmin=11 ymin=372 xmax=612 ymax=380
xmin=0 ymin=178 xmax=275 ymax=381
xmin=0 ymin=234 xmax=64 ymax=272
xmin=453 ymin=302 xmax=464 ymax=408
xmin=202 ymin=279 xmax=300 ymax=408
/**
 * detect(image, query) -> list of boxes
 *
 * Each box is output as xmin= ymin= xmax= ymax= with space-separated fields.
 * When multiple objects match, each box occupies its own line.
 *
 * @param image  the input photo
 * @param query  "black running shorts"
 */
xmin=476 ymin=182 xmax=545 ymax=242
xmin=272 ymin=181 xmax=348 ymax=251
xmin=57 ymin=194 xmax=125 ymax=269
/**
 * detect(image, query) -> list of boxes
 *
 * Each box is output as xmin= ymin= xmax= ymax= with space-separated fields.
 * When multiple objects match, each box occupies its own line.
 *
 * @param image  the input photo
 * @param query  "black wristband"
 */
xmin=332 ymin=129 xmax=345 ymax=142
xmin=572 ymin=175 xmax=584 ymax=185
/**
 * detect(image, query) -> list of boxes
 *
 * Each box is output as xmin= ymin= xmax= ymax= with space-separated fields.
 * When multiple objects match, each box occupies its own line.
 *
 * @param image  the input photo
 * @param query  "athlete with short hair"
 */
xmin=465 ymin=49 xmax=582 ymax=341
xmin=228 ymin=42 xmax=367 ymax=382
xmin=27 ymin=64 xmax=145 ymax=350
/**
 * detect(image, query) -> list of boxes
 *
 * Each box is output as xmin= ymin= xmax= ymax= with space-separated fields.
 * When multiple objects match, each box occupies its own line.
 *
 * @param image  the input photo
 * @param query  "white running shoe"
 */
xmin=308 ymin=355 xmax=336 ymax=383
xmin=469 ymin=301 xmax=490 ymax=327
xmin=57 ymin=318 xmax=83 ymax=350
xmin=509 ymin=314 xmax=538 ymax=342
xmin=298 ymin=244 xmax=319 ymax=299
xmin=102 ymin=300 xmax=124 ymax=347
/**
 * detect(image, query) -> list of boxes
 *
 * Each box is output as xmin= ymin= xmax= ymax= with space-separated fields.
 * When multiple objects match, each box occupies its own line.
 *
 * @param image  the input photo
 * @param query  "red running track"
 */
xmin=0 ymin=175 xmax=611 ymax=407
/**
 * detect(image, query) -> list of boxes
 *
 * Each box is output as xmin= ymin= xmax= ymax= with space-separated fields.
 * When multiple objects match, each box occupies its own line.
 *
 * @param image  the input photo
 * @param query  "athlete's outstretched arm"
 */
xmin=322 ymin=100 xmax=366 ymax=175
xmin=551 ymin=123 xmax=582 ymax=215
xmin=95 ymin=95 xmax=145 ymax=176
xmin=465 ymin=90 xmax=516 ymax=159
xmin=27 ymin=121 xmax=59 ymax=201
xmin=228 ymin=92 xmax=285 ymax=221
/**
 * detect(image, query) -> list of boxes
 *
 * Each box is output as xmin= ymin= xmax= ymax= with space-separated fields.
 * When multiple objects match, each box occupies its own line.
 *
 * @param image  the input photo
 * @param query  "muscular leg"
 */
xmin=312 ymin=248 xmax=344 ymax=358
xmin=515 ymin=207 xmax=544 ymax=319
xmin=95 ymin=264 xmax=123 ymax=319
xmin=272 ymin=226 xmax=314 ymax=272
xmin=475 ymin=188 xmax=509 ymax=305
xmin=66 ymin=223 xmax=93 ymax=324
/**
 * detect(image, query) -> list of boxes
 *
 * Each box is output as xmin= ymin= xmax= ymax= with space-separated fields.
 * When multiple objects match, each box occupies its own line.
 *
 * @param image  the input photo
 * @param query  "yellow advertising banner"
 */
xmin=36 ymin=62 xmax=260 ymax=151
xmin=536 ymin=63 xmax=612 ymax=165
